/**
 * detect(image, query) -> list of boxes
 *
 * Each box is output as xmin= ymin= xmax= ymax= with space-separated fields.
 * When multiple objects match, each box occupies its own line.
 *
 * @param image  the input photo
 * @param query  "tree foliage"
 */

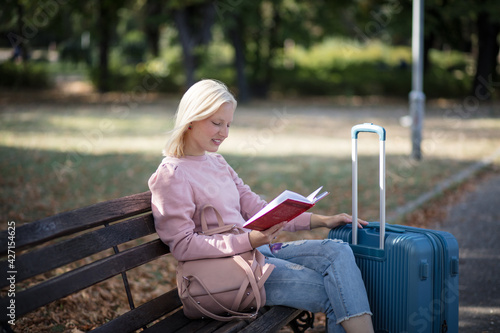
xmin=0 ymin=0 xmax=498 ymax=98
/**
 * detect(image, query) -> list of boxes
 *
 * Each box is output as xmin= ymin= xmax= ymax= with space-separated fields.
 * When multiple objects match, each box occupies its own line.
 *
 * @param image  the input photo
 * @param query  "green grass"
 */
xmin=0 ymin=146 xmax=158 ymax=222
xmin=2 ymin=103 xmax=499 ymax=230
xmin=0 ymin=146 xmax=472 ymax=225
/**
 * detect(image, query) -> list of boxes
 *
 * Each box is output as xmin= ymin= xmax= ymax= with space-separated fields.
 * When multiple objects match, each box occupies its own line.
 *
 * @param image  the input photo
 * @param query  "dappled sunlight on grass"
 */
xmin=1 ymin=102 xmax=499 ymax=228
xmin=0 ymin=105 xmax=172 ymax=155
xmin=2 ymin=104 xmax=498 ymax=159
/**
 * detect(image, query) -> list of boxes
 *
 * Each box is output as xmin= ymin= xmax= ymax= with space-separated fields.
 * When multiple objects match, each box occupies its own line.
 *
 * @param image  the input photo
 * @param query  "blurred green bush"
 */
xmin=0 ymin=61 xmax=52 ymax=89
xmin=100 ymin=38 xmax=473 ymax=98
xmin=270 ymin=40 xmax=472 ymax=98
xmin=1 ymin=38 xmax=473 ymax=98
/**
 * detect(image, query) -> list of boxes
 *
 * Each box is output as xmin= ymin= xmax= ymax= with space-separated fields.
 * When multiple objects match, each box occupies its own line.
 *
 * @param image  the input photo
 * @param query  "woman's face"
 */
xmin=184 ymin=102 xmax=235 ymax=156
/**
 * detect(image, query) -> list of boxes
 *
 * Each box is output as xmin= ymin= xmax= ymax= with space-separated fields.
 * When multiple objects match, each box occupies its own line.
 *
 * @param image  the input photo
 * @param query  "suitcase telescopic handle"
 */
xmin=351 ymin=123 xmax=386 ymax=141
xmin=351 ymin=123 xmax=386 ymax=250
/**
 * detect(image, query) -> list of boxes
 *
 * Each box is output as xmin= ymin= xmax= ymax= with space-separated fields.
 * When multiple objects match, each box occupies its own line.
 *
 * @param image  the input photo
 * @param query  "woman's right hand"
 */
xmin=248 ymin=222 xmax=286 ymax=248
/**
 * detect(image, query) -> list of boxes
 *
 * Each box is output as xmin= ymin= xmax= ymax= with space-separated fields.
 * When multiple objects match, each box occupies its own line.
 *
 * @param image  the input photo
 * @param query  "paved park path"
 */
xmin=432 ymin=171 xmax=500 ymax=332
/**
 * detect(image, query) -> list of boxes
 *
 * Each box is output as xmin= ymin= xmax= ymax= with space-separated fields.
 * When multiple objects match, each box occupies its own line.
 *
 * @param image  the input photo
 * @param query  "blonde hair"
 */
xmin=163 ymin=79 xmax=237 ymax=157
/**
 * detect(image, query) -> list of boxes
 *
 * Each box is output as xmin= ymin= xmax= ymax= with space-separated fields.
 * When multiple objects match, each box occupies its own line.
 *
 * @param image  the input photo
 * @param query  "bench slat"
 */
xmin=0 ymin=214 xmax=156 ymax=288
xmin=238 ymin=306 xmax=303 ymax=333
xmin=143 ymin=310 xmax=249 ymax=333
xmin=174 ymin=319 xmax=217 ymax=333
xmin=0 ymin=239 xmax=168 ymax=317
xmin=208 ymin=320 xmax=248 ymax=333
xmin=192 ymin=320 xmax=238 ymax=333
xmin=143 ymin=309 xmax=247 ymax=333
xmin=89 ymin=289 xmax=182 ymax=333
xmin=143 ymin=306 xmax=301 ymax=333
xmin=0 ymin=191 xmax=152 ymax=253
xmin=142 ymin=309 xmax=193 ymax=333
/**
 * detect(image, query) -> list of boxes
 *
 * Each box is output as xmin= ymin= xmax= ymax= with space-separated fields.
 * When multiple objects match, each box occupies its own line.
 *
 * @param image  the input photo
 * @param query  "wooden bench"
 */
xmin=0 ymin=191 xmax=314 ymax=333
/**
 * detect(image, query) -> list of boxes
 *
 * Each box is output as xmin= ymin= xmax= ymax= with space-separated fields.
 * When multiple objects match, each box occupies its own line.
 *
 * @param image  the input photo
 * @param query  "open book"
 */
xmin=243 ymin=187 xmax=329 ymax=231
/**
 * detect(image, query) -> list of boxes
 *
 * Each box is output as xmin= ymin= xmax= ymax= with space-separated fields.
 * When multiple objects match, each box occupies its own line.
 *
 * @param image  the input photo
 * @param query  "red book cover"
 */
xmin=243 ymin=187 xmax=329 ymax=231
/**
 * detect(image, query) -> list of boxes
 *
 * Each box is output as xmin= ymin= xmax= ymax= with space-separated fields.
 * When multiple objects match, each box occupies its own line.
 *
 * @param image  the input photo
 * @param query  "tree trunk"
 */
xmin=472 ymin=11 xmax=500 ymax=100
xmin=145 ymin=0 xmax=162 ymax=58
xmin=250 ymin=4 xmax=281 ymax=99
xmin=173 ymin=3 xmax=215 ymax=88
xmin=228 ymin=18 xmax=250 ymax=103
xmin=15 ymin=2 xmax=29 ymax=62
xmin=98 ymin=1 xmax=111 ymax=93
xmin=263 ymin=4 xmax=281 ymax=95
xmin=174 ymin=8 xmax=196 ymax=88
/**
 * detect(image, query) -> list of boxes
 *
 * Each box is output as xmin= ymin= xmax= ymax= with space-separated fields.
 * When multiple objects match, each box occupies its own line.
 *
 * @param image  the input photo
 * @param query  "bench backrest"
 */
xmin=0 ymin=191 xmax=181 ymax=332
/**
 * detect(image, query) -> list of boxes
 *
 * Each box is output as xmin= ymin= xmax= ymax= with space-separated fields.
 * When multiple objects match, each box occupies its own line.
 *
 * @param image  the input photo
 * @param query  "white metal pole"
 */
xmin=410 ymin=0 xmax=426 ymax=160
xmin=352 ymin=138 xmax=358 ymax=245
xmin=379 ymin=140 xmax=386 ymax=250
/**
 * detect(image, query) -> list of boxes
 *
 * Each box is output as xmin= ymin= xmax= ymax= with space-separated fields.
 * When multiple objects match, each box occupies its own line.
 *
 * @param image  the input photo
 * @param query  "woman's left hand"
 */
xmin=310 ymin=213 xmax=368 ymax=230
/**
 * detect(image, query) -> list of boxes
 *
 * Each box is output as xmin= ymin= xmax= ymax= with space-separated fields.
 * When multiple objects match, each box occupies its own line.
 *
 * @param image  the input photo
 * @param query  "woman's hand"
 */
xmin=248 ymin=222 xmax=286 ymax=249
xmin=310 ymin=213 xmax=368 ymax=230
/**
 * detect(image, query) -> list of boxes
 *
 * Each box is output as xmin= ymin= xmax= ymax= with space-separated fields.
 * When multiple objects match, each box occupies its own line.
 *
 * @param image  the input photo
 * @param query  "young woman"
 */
xmin=148 ymin=79 xmax=374 ymax=332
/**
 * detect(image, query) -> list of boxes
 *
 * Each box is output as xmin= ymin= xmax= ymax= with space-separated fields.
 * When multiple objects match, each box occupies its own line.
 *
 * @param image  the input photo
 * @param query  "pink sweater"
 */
xmin=148 ymin=153 xmax=312 ymax=261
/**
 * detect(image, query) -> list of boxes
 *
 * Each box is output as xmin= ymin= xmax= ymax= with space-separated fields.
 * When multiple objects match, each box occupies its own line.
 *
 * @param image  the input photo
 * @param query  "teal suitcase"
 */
xmin=328 ymin=124 xmax=459 ymax=333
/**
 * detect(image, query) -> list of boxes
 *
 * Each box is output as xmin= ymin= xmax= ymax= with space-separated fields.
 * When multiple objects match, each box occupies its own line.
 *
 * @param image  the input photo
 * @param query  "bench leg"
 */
xmin=288 ymin=311 xmax=315 ymax=333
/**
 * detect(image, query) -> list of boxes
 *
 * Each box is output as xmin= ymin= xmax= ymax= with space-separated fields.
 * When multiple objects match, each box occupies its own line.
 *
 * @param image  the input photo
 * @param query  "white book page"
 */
xmin=306 ymin=186 xmax=323 ymax=202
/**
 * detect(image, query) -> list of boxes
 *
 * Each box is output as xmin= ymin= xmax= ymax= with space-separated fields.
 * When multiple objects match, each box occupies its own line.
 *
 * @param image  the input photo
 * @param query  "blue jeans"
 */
xmin=258 ymin=239 xmax=372 ymax=333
